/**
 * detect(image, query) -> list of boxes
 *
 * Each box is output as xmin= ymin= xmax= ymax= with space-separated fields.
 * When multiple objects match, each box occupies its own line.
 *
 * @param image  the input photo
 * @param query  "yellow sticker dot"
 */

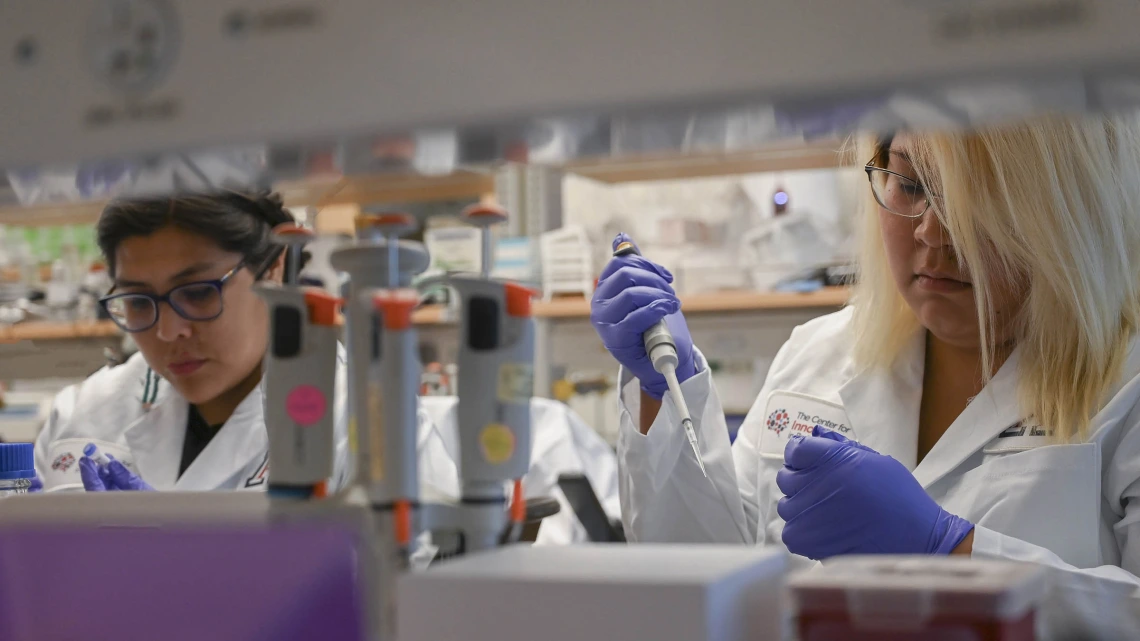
xmin=480 ymin=424 xmax=516 ymax=465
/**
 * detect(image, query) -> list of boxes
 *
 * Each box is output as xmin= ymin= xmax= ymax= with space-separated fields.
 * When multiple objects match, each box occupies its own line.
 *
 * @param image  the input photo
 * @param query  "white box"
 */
xmin=398 ymin=544 xmax=788 ymax=641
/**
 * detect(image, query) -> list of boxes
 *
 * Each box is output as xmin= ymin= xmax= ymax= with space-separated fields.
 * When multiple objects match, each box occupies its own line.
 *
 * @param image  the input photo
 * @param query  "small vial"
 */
xmin=0 ymin=443 xmax=35 ymax=497
xmin=83 ymin=443 xmax=111 ymax=467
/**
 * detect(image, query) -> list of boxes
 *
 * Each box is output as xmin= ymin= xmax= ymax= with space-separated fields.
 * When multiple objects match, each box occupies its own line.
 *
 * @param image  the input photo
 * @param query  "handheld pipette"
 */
xmin=613 ymin=239 xmax=708 ymax=478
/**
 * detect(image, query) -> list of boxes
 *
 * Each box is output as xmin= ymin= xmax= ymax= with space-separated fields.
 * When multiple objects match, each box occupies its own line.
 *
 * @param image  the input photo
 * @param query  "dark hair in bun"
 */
xmin=97 ymin=189 xmax=307 ymax=278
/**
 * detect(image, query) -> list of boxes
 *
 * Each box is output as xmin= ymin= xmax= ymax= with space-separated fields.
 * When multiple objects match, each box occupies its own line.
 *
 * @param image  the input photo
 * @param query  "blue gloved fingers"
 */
xmin=78 ymin=457 xmax=107 ymax=492
xmin=29 ymin=476 xmax=43 ymax=493
xmin=776 ymin=494 xmax=796 ymax=523
xmin=596 ymin=259 xmax=677 ymax=298
xmin=598 ymin=250 xmax=675 ymax=284
xmin=611 ymin=232 xmax=638 ymax=253
xmin=779 ymin=495 xmax=853 ymax=560
xmin=811 ymin=426 xmax=856 ymax=445
xmin=776 ymin=474 xmax=840 ymax=520
xmin=775 ymin=465 xmax=820 ymax=498
xmin=593 ymin=267 xmax=678 ymax=313
xmin=107 ymin=459 xmax=151 ymax=491
xmin=98 ymin=463 xmax=116 ymax=491
xmin=613 ymin=297 xmax=681 ymax=341
xmin=593 ymin=289 xmax=680 ymax=340
xmin=811 ymin=426 xmax=879 ymax=454
xmin=783 ymin=433 xmax=847 ymax=471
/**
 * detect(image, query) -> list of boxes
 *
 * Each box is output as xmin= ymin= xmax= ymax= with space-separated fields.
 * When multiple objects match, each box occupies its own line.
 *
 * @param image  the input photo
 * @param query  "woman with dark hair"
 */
xmin=31 ymin=190 xmax=622 ymax=546
xmin=31 ymin=191 xmax=381 ymax=492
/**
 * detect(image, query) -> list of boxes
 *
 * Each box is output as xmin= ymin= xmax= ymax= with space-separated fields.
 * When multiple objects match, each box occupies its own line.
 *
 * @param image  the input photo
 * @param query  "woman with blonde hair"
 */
xmin=591 ymin=113 xmax=1140 ymax=629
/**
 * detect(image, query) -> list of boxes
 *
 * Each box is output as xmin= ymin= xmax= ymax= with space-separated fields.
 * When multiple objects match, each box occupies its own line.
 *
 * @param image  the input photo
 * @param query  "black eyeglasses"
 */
xmin=864 ymin=158 xmax=941 ymax=218
xmin=100 ymin=261 xmax=245 ymax=333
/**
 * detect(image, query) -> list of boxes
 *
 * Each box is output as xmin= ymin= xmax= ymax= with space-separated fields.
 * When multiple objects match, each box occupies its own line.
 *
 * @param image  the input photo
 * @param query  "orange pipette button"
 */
xmin=304 ymin=290 xmax=342 ymax=327
xmin=373 ymin=290 xmax=418 ymax=330
xmin=511 ymin=479 xmax=526 ymax=524
xmin=461 ymin=203 xmax=509 ymax=223
xmin=504 ymin=283 xmax=537 ymax=318
xmin=394 ymin=499 xmax=412 ymax=546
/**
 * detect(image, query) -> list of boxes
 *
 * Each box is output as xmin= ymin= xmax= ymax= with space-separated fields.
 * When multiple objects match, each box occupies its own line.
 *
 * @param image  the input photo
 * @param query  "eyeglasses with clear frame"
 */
xmin=99 ymin=261 xmax=245 ymax=333
xmin=864 ymin=156 xmax=941 ymax=218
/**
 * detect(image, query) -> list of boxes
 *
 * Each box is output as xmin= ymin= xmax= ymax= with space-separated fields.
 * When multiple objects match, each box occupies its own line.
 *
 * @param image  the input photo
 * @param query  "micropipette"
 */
xmin=613 ymin=239 xmax=708 ymax=478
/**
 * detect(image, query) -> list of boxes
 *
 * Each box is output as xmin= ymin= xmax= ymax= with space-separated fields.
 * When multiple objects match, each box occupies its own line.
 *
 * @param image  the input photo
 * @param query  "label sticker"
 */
xmin=43 ymin=438 xmax=137 ymax=492
xmin=983 ymin=420 xmax=1053 ymax=454
xmin=496 ymin=363 xmax=534 ymax=404
xmin=368 ymin=380 xmax=385 ymax=482
xmin=759 ymin=391 xmax=856 ymax=460
xmin=285 ymin=385 xmax=328 ymax=426
xmin=479 ymin=424 xmax=516 ymax=465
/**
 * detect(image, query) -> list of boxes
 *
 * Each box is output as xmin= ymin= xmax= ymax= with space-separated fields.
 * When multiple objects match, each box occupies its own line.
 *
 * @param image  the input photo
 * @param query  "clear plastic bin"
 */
xmin=788 ymin=556 xmax=1046 ymax=641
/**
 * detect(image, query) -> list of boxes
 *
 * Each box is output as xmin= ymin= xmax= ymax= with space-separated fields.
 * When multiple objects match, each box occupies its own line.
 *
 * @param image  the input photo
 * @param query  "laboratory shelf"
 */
xmin=0 ymin=320 xmax=122 ymax=342
xmin=0 ymin=170 xmax=498 ymax=228
xmin=533 ymin=287 xmax=850 ymax=319
xmin=0 ymin=288 xmax=848 ymax=344
xmin=564 ymin=139 xmax=847 ymax=184
xmin=275 ymin=170 xmax=496 ymax=208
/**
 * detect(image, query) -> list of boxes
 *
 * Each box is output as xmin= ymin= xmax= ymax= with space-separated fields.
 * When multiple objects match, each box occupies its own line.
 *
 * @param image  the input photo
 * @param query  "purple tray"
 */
xmin=0 ymin=524 xmax=365 ymax=641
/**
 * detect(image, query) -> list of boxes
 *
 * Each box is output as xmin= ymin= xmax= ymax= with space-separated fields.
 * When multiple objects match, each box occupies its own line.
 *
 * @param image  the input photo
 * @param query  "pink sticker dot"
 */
xmin=285 ymin=385 xmax=327 ymax=426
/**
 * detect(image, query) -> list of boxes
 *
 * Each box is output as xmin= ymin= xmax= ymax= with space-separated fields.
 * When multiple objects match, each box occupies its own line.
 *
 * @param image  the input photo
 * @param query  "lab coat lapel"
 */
xmin=123 ymin=394 xmax=190 ymax=491
xmin=175 ymin=386 xmax=268 ymax=490
xmin=837 ymin=330 xmax=925 ymax=470
xmin=911 ymin=348 xmax=1022 ymax=488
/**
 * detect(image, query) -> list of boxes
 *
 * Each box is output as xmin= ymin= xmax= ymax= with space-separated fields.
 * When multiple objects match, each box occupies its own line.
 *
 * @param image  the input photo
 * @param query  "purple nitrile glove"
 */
xmin=79 ymin=456 xmax=114 ymax=492
xmin=79 ymin=455 xmax=153 ymax=492
xmin=29 ymin=476 xmax=43 ymax=493
xmin=104 ymin=455 xmax=154 ymax=491
xmin=590 ymin=233 xmax=697 ymax=399
xmin=776 ymin=426 xmax=974 ymax=560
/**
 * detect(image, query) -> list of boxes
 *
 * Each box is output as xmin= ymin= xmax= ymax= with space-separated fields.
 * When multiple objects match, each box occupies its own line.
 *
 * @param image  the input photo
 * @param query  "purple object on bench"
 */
xmin=0 ymin=524 xmax=366 ymax=641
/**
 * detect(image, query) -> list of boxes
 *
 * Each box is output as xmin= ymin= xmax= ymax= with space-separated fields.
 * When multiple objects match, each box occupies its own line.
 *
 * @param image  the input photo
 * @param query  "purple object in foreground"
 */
xmin=0 ymin=525 xmax=365 ymax=641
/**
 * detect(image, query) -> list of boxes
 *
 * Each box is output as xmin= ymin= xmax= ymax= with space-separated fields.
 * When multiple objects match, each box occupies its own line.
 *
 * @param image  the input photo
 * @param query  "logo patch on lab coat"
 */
xmin=245 ymin=453 xmax=269 ymax=487
xmin=759 ymin=391 xmax=856 ymax=460
xmin=983 ymin=420 xmax=1053 ymax=454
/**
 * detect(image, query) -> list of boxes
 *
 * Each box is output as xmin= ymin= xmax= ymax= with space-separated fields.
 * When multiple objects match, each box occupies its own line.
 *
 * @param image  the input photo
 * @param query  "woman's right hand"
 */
xmin=590 ymin=233 xmax=696 ymax=399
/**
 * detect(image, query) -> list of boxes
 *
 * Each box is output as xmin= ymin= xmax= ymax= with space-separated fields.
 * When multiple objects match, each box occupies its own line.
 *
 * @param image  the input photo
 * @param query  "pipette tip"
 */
xmin=681 ymin=418 xmax=709 ymax=478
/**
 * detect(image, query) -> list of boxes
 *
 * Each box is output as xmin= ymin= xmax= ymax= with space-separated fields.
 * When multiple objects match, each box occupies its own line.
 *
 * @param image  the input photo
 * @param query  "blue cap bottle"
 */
xmin=0 ymin=443 xmax=36 ymax=495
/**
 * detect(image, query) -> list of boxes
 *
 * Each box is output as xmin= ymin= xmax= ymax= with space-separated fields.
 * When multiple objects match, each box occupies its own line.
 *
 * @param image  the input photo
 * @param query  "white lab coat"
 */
xmin=421 ymin=396 xmax=622 ymax=545
xmin=34 ymin=352 xmax=620 ymax=546
xmin=619 ymin=307 xmax=1140 ymax=637
xmin=34 ymin=350 xmax=452 ymax=495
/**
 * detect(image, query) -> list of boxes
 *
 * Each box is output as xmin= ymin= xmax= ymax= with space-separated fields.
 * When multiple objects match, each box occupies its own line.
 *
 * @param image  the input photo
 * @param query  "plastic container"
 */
xmin=788 ymin=556 xmax=1046 ymax=641
xmin=0 ymin=442 xmax=36 ymax=496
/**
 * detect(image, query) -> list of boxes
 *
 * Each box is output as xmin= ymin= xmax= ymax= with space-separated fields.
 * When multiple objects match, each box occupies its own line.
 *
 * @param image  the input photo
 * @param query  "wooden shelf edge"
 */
xmin=278 ymin=171 xmax=495 ymax=208
xmin=536 ymin=287 xmax=849 ymax=318
xmin=0 ymin=320 xmax=122 ymax=342
xmin=0 ymin=201 xmax=108 ymax=228
xmin=566 ymin=139 xmax=850 ymax=184
xmin=0 ymin=288 xmax=848 ymax=341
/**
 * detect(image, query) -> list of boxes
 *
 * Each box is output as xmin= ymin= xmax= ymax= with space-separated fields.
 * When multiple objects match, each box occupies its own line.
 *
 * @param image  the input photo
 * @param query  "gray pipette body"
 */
xmin=614 ymin=240 xmax=708 ymax=478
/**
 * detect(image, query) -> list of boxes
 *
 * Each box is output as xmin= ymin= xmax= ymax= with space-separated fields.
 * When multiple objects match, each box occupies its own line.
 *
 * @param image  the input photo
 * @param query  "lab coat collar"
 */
xmin=911 ymin=347 xmax=1022 ymax=488
xmin=176 ymin=385 xmax=268 ymax=490
xmin=837 ymin=328 xmax=925 ymax=470
xmin=123 ymin=393 xmax=190 ymax=491
xmin=123 ymin=382 xmax=269 ymax=491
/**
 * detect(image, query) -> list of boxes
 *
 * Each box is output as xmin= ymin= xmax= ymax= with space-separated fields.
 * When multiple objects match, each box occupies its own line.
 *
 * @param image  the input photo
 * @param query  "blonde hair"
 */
xmin=851 ymin=113 xmax=1140 ymax=441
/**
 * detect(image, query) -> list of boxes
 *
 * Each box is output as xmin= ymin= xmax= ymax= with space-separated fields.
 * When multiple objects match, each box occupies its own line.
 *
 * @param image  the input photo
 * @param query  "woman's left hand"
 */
xmin=79 ymin=456 xmax=154 ymax=492
xmin=776 ymin=426 xmax=974 ymax=560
